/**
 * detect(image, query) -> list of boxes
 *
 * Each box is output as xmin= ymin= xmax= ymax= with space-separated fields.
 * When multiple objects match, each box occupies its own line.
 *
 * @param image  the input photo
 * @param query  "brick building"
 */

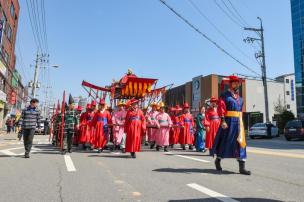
xmin=0 ymin=0 xmax=24 ymax=127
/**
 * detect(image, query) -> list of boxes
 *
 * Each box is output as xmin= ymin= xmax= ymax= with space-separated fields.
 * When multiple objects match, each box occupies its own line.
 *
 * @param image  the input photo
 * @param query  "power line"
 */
xmin=159 ymin=0 xmax=260 ymax=76
xmin=29 ymin=0 xmax=44 ymax=53
xmin=213 ymin=0 xmax=243 ymax=28
xmin=187 ymin=0 xmax=257 ymax=64
xmin=41 ymin=0 xmax=49 ymax=54
xmin=220 ymin=0 xmax=246 ymax=27
xmin=227 ymin=0 xmax=249 ymax=27
xmin=26 ymin=0 xmax=41 ymax=52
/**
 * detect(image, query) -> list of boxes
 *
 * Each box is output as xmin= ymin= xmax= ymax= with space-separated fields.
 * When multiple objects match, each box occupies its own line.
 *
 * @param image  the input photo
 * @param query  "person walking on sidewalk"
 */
xmin=19 ymin=98 xmax=41 ymax=158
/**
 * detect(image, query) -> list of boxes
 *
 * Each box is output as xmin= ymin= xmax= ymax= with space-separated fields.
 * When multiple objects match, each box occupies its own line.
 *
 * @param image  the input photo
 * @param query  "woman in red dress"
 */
xmin=204 ymin=97 xmax=221 ymax=151
xmin=92 ymin=99 xmax=111 ymax=153
xmin=124 ymin=99 xmax=146 ymax=158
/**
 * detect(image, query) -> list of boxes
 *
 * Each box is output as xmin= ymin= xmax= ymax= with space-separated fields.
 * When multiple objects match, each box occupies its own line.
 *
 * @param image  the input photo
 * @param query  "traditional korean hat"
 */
xmin=169 ymin=107 xmax=176 ymax=112
xmin=158 ymin=102 xmax=165 ymax=108
xmin=117 ymin=101 xmax=126 ymax=106
xmin=183 ymin=102 xmax=190 ymax=109
xmin=228 ymin=75 xmax=241 ymax=83
xmin=150 ymin=102 xmax=158 ymax=107
xmin=68 ymin=94 xmax=74 ymax=105
xmin=128 ymin=98 xmax=139 ymax=105
xmin=77 ymin=105 xmax=83 ymax=111
xmin=175 ymin=104 xmax=182 ymax=111
xmin=99 ymin=99 xmax=106 ymax=105
xmin=91 ymin=100 xmax=97 ymax=106
xmin=210 ymin=96 xmax=218 ymax=103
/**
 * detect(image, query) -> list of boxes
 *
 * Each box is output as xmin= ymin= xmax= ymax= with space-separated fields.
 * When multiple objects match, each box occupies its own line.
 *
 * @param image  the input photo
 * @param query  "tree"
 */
xmin=276 ymin=110 xmax=295 ymax=133
xmin=274 ymin=97 xmax=286 ymax=115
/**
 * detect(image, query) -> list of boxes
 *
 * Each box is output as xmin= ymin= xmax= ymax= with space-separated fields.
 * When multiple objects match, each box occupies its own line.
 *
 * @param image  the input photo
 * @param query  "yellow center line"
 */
xmin=248 ymin=148 xmax=304 ymax=159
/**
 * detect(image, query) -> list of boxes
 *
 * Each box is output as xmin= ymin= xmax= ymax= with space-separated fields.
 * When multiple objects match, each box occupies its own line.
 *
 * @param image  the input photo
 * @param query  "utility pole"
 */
xmin=244 ymin=17 xmax=270 ymax=123
xmin=31 ymin=53 xmax=40 ymax=98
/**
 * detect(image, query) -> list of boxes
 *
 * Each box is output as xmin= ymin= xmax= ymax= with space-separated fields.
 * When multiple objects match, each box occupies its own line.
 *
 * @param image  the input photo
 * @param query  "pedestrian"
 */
xmin=211 ymin=75 xmax=251 ymax=175
xmin=44 ymin=118 xmax=50 ymax=136
xmin=73 ymin=105 xmax=82 ymax=146
xmin=112 ymin=101 xmax=127 ymax=153
xmin=169 ymin=107 xmax=177 ymax=148
xmin=92 ymin=99 xmax=111 ymax=153
xmin=146 ymin=103 xmax=159 ymax=149
xmin=19 ymin=98 xmax=41 ymax=158
xmin=79 ymin=104 xmax=94 ymax=150
xmin=6 ymin=117 xmax=13 ymax=134
xmin=195 ymin=106 xmax=206 ymax=152
xmin=155 ymin=102 xmax=172 ymax=152
xmin=62 ymin=94 xmax=79 ymax=154
xmin=124 ymin=98 xmax=146 ymax=158
xmin=204 ymin=97 xmax=221 ymax=151
xmin=179 ymin=103 xmax=195 ymax=150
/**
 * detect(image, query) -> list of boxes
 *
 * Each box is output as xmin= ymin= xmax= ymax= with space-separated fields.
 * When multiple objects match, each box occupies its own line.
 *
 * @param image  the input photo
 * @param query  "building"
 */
xmin=0 ymin=0 xmax=21 ymax=127
xmin=164 ymin=74 xmax=296 ymax=124
xmin=291 ymin=0 xmax=304 ymax=115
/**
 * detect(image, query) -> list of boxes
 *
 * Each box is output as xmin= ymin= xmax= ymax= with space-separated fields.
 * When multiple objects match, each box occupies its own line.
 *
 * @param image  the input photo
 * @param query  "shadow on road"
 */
xmin=153 ymin=168 xmax=235 ymax=175
xmin=88 ymin=154 xmax=130 ymax=159
xmin=168 ymin=198 xmax=283 ymax=202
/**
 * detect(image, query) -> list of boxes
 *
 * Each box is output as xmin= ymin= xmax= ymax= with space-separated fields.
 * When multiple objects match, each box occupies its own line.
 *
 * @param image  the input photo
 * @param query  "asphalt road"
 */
xmin=0 ymin=132 xmax=303 ymax=202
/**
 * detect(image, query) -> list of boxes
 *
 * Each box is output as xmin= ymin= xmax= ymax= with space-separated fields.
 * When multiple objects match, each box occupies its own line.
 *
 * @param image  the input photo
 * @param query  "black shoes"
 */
xmin=189 ymin=145 xmax=194 ymax=150
xmin=24 ymin=153 xmax=30 ymax=158
xmin=156 ymin=146 xmax=160 ymax=151
xmin=68 ymin=150 xmax=72 ymax=153
xmin=61 ymin=150 xmax=67 ymax=155
xmin=215 ymin=158 xmax=222 ymax=171
xmin=131 ymin=152 xmax=136 ymax=158
xmin=164 ymin=146 xmax=169 ymax=152
xmin=121 ymin=148 xmax=126 ymax=153
xmin=238 ymin=160 xmax=251 ymax=175
xmin=97 ymin=149 xmax=103 ymax=153
xmin=150 ymin=144 xmax=155 ymax=149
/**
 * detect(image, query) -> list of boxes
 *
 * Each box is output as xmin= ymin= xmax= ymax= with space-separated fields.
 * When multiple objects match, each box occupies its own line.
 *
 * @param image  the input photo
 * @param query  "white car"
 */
xmin=248 ymin=123 xmax=279 ymax=139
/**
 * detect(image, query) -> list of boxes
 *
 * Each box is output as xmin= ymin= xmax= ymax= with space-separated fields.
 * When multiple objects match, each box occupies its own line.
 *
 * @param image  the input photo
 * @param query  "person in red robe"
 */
xmin=79 ymin=104 xmax=94 ymax=150
xmin=92 ymin=99 xmax=112 ymax=153
xmin=179 ymin=103 xmax=195 ymax=150
xmin=204 ymin=97 xmax=221 ymax=151
xmin=124 ymin=98 xmax=146 ymax=158
xmin=89 ymin=100 xmax=97 ymax=149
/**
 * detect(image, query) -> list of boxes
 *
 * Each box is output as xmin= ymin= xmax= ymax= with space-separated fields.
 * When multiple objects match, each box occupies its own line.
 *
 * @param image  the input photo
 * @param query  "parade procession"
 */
xmin=40 ymin=69 xmax=251 ymax=175
xmin=2 ymin=1 xmax=304 ymax=201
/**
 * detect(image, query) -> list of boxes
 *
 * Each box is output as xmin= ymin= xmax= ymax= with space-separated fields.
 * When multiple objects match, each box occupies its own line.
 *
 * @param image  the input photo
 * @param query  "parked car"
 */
xmin=248 ymin=123 xmax=279 ymax=139
xmin=284 ymin=120 xmax=304 ymax=141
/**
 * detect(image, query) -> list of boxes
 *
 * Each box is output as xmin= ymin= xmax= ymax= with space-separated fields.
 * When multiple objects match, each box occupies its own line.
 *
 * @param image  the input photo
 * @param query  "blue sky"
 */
xmin=16 ymin=0 xmax=293 ymax=103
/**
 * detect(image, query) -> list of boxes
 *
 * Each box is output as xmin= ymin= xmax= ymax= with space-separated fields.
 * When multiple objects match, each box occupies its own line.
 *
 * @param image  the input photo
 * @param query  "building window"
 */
xmin=287 ymin=104 xmax=291 ymax=109
xmin=286 ymin=91 xmax=290 ymax=96
xmin=6 ymin=25 xmax=12 ymax=42
xmin=10 ymin=3 xmax=15 ymax=18
xmin=285 ymin=79 xmax=290 ymax=83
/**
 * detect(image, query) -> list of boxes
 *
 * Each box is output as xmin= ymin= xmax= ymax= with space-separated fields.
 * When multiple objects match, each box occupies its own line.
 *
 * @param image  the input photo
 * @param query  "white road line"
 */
xmin=0 ymin=150 xmax=23 ymax=156
xmin=64 ymin=155 xmax=76 ymax=172
xmin=187 ymin=183 xmax=239 ymax=202
xmin=7 ymin=147 xmax=24 ymax=151
xmin=167 ymin=152 xmax=210 ymax=163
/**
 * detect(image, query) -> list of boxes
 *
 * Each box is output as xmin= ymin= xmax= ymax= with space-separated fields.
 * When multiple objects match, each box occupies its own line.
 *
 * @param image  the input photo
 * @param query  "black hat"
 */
xmin=68 ymin=94 xmax=74 ymax=105
xmin=30 ymin=98 xmax=39 ymax=103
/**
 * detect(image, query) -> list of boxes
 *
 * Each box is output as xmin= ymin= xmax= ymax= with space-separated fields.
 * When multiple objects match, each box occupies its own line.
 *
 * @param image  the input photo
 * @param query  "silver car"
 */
xmin=249 ymin=123 xmax=279 ymax=139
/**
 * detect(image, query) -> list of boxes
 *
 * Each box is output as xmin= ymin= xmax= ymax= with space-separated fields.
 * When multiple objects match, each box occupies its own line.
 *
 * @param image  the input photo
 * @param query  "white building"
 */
xmin=244 ymin=73 xmax=297 ymax=122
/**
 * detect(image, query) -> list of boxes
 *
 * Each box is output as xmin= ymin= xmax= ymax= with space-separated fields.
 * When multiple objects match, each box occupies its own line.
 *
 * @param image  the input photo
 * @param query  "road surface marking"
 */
xmin=167 ymin=152 xmax=210 ymax=163
xmin=248 ymin=148 xmax=304 ymax=159
xmin=7 ymin=147 xmax=24 ymax=151
xmin=64 ymin=155 xmax=76 ymax=172
xmin=187 ymin=183 xmax=239 ymax=202
xmin=132 ymin=192 xmax=141 ymax=196
xmin=0 ymin=149 xmax=24 ymax=157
